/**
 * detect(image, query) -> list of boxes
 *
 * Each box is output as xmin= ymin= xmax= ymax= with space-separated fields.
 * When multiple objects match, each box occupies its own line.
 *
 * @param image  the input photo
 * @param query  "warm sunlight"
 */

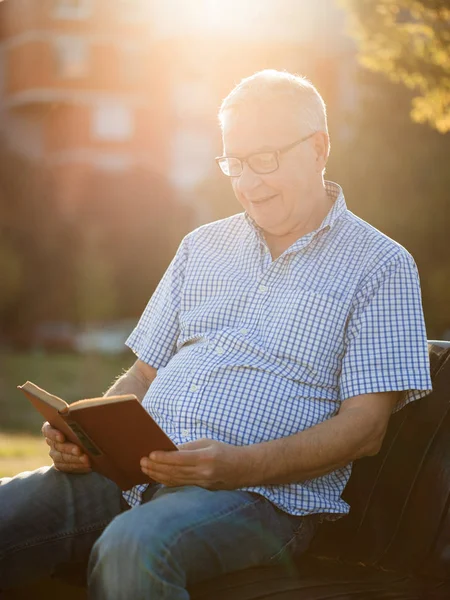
xmin=150 ymin=0 xmax=321 ymax=40
xmin=1 ymin=1 xmax=449 ymax=598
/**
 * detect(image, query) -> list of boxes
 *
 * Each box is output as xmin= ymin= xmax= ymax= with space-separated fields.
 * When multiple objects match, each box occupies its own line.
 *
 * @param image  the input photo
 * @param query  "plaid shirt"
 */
xmin=123 ymin=181 xmax=432 ymax=516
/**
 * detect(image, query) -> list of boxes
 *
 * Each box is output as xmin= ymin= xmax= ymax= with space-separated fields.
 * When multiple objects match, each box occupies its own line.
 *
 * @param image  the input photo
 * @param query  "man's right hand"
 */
xmin=42 ymin=422 xmax=92 ymax=473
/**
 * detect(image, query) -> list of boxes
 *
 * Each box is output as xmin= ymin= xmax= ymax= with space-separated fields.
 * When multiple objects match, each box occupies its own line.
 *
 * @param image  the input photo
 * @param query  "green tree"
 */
xmin=327 ymin=70 xmax=450 ymax=336
xmin=76 ymin=234 xmax=119 ymax=324
xmin=0 ymin=145 xmax=78 ymax=346
xmin=0 ymin=238 xmax=22 ymax=312
xmin=339 ymin=0 xmax=450 ymax=132
xmin=76 ymin=168 xmax=193 ymax=322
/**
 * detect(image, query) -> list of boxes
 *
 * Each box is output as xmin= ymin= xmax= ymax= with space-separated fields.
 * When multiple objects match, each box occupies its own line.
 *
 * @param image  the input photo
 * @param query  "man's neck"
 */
xmin=264 ymin=187 xmax=332 ymax=260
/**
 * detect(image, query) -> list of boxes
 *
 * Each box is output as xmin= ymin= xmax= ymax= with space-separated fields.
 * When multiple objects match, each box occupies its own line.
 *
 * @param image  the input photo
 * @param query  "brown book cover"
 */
xmin=18 ymin=381 xmax=177 ymax=490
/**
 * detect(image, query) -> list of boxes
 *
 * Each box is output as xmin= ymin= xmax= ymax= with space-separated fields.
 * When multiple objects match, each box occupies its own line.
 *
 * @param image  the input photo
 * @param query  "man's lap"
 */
xmin=0 ymin=466 xmax=122 ymax=589
xmin=89 ymin=484 xmax=318 ymax=598
xmin=0 ymin=468 xmax=318 ymax=595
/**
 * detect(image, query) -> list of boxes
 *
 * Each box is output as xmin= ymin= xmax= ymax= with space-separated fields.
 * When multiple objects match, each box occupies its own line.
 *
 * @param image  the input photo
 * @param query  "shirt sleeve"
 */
xmin=125 ymin=235 xmax=190 ymax=369
xmin=339 ymin=250 xmax=432 ymax=410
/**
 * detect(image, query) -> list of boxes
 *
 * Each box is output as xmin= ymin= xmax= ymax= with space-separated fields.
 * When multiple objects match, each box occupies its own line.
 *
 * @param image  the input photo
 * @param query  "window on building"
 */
xmin=54 ymin=36 xmax=89 ymax=78
xmin=92 ymin=104 xmax=134 ymax=141
xmin=170 ymin=128 xmax=213 ymax=190
xmin=52 ymin=0 xmax=92 ymax=20
xmin=172 ymin=80 xmax=214 ymax=118
xmin=118 ymin=0 xmax=148 ymax=22
xmin=121 ymin=42 xmax=141 ymax=85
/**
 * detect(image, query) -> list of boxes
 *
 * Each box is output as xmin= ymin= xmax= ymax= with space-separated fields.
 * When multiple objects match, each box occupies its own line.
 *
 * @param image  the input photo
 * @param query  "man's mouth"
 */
xmin=250 ymin=194 xmax=278 ymax=205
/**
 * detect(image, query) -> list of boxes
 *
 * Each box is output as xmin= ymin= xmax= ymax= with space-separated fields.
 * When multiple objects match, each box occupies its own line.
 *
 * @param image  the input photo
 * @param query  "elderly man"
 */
xmin=0 ymin=70 xmax=431 ymax=599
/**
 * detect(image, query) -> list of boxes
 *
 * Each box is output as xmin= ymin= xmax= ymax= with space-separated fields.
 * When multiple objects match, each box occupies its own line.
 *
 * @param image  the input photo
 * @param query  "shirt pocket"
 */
xmin=263 ymin=289 xmax=348 ymax=379
xmin=179 ymin=274 xmax=248 ymax=341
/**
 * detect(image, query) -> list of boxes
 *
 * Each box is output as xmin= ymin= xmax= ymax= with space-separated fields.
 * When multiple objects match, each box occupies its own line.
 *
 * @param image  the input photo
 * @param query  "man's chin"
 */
xmin=257 ymin=226 xmax=288 ymax=244
xmin=251 ymin=214 xmax=283 ymax=234
xmin=248 ymin=210 xmax=278 ymax=230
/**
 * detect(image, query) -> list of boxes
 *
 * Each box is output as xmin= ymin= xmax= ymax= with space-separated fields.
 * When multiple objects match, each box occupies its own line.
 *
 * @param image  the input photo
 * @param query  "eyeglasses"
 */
xmin=215 ymin=132 xmax=316 ymax=177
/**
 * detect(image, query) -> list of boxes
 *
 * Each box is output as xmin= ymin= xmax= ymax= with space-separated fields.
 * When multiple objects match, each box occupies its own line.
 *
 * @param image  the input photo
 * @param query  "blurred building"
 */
xmin=0 ymin=0 xmax=170 ymax=218
xmin=0 ymin=0 xmax=356 ymax=218
xmin=148 ymin=0 xmax=357 ymax=206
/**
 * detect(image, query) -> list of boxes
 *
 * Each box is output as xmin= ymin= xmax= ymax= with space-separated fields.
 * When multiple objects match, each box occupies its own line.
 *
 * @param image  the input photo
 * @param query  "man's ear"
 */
xmin=313 ymin=132 xmax=330 ymax=173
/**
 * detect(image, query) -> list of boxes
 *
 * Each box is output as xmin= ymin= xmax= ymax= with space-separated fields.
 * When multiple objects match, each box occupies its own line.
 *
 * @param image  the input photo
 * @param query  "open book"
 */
xmin=18 ymin=381 xmax=177 ymax=491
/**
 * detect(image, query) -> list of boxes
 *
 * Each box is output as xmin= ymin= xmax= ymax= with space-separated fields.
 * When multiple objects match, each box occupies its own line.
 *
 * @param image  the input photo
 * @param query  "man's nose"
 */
xmin=236 ymin=162 xmax=263 ymax=194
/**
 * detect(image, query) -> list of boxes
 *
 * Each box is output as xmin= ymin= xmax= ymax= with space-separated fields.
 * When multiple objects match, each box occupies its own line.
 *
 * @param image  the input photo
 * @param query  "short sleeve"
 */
xmin=125 ymin=235 xmax=189 ymax=369
xmin=339 ymin=251 xmax=432 ymax=410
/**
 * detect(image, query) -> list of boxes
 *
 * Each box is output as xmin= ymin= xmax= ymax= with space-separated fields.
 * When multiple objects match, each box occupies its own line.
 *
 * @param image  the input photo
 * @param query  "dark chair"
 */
xmin=4 ymin=341 xmax=450 ymax=600
xmin=190 ymin=340 xmax=450 ymax=599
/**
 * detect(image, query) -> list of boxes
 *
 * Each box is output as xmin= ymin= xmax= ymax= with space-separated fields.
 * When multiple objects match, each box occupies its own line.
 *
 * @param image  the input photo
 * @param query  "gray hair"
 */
xmin=218 ymin=69 xmax=328 ymax=137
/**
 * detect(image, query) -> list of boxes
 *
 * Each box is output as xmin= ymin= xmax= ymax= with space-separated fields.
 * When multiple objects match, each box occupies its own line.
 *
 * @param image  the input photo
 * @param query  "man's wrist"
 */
xmin=235 ymin=442 xmax=271 ymax=488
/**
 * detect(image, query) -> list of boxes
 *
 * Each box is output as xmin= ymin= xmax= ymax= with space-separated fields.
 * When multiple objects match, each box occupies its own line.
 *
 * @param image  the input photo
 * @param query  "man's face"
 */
xmin=222 ymin=103 xmax=325 ymax=238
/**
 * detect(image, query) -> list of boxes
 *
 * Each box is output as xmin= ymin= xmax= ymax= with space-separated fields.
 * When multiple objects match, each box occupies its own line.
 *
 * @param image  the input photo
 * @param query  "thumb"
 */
xmin=177 ymin=438 xmax=210 ymax=451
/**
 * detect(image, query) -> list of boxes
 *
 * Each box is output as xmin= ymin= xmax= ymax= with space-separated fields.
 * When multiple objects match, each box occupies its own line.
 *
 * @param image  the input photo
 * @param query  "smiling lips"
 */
xmin=250 ymin=194 xmax=278 ymax=205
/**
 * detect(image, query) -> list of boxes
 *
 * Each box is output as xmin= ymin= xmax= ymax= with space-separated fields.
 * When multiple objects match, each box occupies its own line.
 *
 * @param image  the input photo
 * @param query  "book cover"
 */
xmin=18 ymin=381 xmax=177 ymax=490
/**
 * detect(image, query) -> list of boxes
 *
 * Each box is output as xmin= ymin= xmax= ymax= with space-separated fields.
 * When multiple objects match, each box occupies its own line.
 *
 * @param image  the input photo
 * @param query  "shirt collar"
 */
xmin=320 ymin=181 xmax=347 ymax=231
xmin=244 ymin=180 xmax=348 ymax=250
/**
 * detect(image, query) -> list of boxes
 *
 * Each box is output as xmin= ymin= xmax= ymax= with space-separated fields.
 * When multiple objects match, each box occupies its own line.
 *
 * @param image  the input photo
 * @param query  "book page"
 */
xmin=68 ymin=395 xmax=137 ymax=411
xmin=18 ymin=381 xmax=67 ymax=411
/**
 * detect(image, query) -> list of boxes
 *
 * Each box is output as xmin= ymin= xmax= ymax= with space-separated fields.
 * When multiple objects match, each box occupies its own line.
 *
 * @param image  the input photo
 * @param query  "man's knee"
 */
xmin=89 ymin=504 xmax=178 ymax=567
xmin=88 ymin=504 xmax=188 ymax=598
xmin=0 ymin=468 xmax=53 ymax=549
xmin=0 ymin=467 xmax=122 ymax=590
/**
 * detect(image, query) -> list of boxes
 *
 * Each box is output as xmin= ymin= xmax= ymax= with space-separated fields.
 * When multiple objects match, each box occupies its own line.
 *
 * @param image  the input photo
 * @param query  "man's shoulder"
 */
xmin=341 ymin=210 xmax=416 ymax=270
xmin=186 ymin=213 xmax=250 ymax=245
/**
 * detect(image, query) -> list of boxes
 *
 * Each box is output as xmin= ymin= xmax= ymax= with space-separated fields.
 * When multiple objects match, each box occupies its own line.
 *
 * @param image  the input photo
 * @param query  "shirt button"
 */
xmin=216 ymin=346 xmax=225 ymax=355
xmin=258 ymin=284 xmax=268 ymax=293
xmin=189 ymin=384 xmax=198 ymax=392
xmin=240 ymin=328 xmax=248 ymax=335
xmin=181 ymin=429 xmax=189 ymax=436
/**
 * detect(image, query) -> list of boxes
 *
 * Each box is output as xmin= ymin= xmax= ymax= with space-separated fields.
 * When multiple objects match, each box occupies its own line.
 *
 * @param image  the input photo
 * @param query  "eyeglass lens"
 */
xmin=219 ymin=152 xmax=278 ymax=176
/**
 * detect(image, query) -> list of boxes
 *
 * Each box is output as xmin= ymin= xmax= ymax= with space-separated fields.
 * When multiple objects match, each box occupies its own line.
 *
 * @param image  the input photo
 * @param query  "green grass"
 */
xmin=0 ymin=350 xmax=135 ymax=433
xmin=0 ymin=433 xmax=52 ymax=477
xmin=0 ymin=433 xmax=47 ymax=458
xmin=0 ymin=351 xmax=136 ymax=478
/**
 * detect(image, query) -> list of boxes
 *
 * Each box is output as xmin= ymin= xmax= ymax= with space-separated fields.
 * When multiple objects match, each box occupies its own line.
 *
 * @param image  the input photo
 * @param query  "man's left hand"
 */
xmin=140 ymin=439 xmax=247 ymax=490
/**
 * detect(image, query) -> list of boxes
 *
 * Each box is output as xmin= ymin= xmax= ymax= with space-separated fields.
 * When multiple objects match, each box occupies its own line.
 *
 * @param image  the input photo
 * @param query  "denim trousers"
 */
xmin=0 ymin=466 xmax=319 ymax=599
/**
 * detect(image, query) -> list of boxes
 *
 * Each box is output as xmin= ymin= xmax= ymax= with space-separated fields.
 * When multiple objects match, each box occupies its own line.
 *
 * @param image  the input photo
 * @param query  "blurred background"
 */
xmin=0 ymin=0 xmax=449 ymax=474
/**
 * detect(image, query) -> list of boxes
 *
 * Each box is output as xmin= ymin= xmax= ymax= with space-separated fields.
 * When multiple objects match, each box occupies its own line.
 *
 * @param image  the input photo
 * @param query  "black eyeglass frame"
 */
xmin=215 ymin=132 xmax=316 ymax=177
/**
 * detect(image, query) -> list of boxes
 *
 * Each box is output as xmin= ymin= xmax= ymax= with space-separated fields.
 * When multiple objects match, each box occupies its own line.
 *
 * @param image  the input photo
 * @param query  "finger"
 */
xmin=177 ymin=439 xmax=211 ymax=451
xmin=45 ymin=438 xmax=83 ymax=457
xmin=42 ymin=422 xmax=65 ymax=444
xmin=42 ymin=422 xmax=65 ymax=443
xmin=140 ymin=468 xmax=184 ymax=487
xmin=51 ymin=441 xmax=83 ymax=456
xmin=141 ymin=467 xmax=212 ymax=489
xmin=49 ymin=448 xmax=91 ymax=466
xmin=54 ymin=462 xmax=92 ymax=474
xmin=147 ymin=449 xmax=204 ymax=466
xmin=141 ymin=463 xmax=197 ymax=477
xmin=141 ymin=463 xmax=198 ymax=482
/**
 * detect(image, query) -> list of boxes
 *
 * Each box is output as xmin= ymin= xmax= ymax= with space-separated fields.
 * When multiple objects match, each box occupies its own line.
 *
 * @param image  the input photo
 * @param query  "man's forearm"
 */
xmin=239 ymin=404 xmax=386 ymax=487
xmin=104 ymin=361 xmax=157 ymax=403
xmin=142 ymin=394 xmax=396 ymax=491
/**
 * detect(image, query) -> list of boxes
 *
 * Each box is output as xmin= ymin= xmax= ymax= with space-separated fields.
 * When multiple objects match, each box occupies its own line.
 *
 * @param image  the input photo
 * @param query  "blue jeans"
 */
xmin=0 ymin=467 xmax=319 ymax=599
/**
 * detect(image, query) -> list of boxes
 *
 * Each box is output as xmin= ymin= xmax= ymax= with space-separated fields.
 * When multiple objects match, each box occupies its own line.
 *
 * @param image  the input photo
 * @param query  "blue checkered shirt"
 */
xmin=123 ymin=181 xmax=432 ymax=516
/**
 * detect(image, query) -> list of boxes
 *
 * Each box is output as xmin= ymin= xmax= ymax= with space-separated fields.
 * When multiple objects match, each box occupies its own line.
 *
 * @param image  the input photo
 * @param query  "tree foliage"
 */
xmin=0 ymin=147 xmax=78 ymax=346
xmin=327 ymin=70 xmax=450 ymax=336
xmin=340 ymin=0 xmax=450 ymax=132
xmin=0 ymin=141 xmax=193 ymax=348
